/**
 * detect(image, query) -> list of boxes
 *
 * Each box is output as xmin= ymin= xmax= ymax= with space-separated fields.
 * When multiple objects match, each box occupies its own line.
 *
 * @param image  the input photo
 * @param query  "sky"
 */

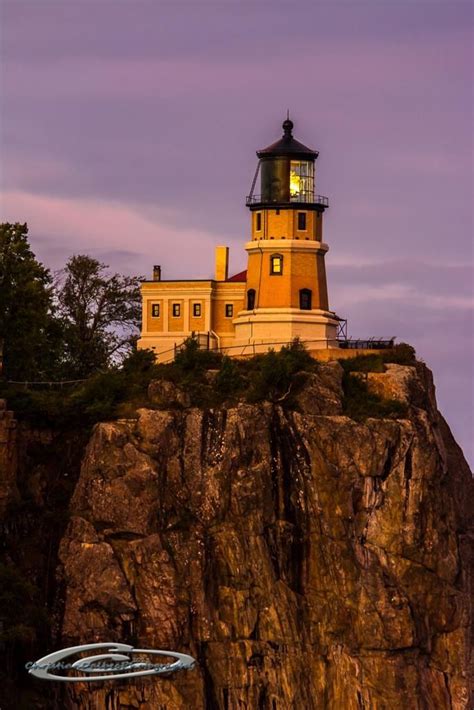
xmin=1 ymin=0 xmax=473 ymax=465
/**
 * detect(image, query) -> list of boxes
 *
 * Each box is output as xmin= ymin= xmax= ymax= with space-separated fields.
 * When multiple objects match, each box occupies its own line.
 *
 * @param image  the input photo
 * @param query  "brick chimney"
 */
xmin=214 ymin=246 xmax=229 ymax=281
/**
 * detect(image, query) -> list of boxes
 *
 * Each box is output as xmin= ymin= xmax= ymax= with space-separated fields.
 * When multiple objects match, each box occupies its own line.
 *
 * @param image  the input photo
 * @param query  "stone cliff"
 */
xmin=50 ymin=361 xmax=473 ymax=709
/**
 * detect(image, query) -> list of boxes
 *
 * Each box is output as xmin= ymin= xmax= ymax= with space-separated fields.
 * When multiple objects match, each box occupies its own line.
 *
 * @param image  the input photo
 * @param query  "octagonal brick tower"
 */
xmin=232 ymin=117 xmax=339 ymax=351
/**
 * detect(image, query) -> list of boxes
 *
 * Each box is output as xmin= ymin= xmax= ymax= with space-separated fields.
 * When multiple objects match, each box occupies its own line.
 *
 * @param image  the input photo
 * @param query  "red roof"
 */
xmin=227 ymin=270 xmax=247 ymax=282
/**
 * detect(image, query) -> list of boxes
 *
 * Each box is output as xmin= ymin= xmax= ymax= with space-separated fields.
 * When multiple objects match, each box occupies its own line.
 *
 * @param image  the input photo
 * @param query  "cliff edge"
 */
xmin=52 ymin=360 xmax=473 ymax=709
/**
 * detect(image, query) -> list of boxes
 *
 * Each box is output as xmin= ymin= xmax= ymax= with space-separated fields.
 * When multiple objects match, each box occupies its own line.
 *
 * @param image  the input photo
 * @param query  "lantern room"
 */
xmin=246 ymin=117 xmax=328 ymax=209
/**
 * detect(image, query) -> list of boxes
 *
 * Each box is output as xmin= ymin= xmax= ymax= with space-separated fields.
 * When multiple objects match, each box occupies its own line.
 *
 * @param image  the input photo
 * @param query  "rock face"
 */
xmin=0 ymin=399 xmax=19 ymax=514
xmin=55 ymin=362 xmax=473 ymax=709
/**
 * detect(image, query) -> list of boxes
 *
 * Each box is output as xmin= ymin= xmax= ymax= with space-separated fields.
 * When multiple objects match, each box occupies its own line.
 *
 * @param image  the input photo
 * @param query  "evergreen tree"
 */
xmin=0 ymin=223 xmax=60 ymax=380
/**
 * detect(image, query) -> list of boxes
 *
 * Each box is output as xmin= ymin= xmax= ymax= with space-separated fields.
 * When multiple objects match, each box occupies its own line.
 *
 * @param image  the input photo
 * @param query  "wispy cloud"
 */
xmin=1 ymin=190 xmax=222 ymax=277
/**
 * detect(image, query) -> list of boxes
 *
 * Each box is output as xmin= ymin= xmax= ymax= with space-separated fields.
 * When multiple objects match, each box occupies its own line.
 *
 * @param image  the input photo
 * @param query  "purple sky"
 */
xmin=1 ymin=1 xmax=473 ymax=465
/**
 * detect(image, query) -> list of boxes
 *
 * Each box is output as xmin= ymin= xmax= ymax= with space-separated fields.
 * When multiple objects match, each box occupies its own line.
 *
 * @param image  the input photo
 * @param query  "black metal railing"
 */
xmin=337 ymin=338 xmax=395 ymax=350
xmin=246 ymin=194 xmax=329 ymax=207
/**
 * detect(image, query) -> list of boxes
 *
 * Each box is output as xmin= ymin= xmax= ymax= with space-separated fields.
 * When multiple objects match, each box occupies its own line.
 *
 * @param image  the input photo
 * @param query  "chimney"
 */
xmin=152 ymin=265 xmax=161 ymax=281
xmin=215 ymin=246 xmax=229 ymax=281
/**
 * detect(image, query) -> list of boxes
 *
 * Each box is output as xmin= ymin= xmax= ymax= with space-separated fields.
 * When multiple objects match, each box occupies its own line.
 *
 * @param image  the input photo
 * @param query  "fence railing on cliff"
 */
xmin=156 ymin=335 xmax=397 ymax=364
xmin=5 ymin=378 xmax=89 ymax=389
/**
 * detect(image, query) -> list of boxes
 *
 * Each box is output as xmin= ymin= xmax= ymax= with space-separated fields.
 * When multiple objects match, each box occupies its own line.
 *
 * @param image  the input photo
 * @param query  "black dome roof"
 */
xmin=257 ymin=118 xmax=318 ymax=160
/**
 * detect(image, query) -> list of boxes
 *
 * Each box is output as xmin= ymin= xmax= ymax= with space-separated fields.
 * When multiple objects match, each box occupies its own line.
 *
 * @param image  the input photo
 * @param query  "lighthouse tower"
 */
xmin=232 ymin=117 xmax=339 ymax=351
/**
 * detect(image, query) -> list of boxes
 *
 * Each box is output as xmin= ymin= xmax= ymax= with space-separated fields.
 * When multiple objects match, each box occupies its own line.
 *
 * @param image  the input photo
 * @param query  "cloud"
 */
xmin=0 ymin=190 xmax=225 ymax=277
xmin=330 ymin=260 xmax=474 ymax=309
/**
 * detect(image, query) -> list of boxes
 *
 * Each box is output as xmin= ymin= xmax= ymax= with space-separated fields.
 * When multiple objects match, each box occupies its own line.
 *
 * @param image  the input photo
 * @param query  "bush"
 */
xmin=245 ymin=339 xmax=314 ymax=403
xmin=0 ymin=347 xmax=161 ymax=428
xmin=342 ymin=372 xmax=408 ymax=420
xmin=121 ymin=347 xmax=157 ymax=374
xmin=339 ymin=342 xmax=417 ymax=375
xmin=151 ymin=339 xmax=313 ymax=407
xmin=381 ymin=342 xmax=417 ymax=365
xmin=174 ymin=338 xmax=222 ymax=372
xmin=214 ymin=356 xmax=243 ymax=397
xmin=69 ymin=371 xmax=128 ymax=422
xmin=340 ymin=354 xmax=385 ymax=374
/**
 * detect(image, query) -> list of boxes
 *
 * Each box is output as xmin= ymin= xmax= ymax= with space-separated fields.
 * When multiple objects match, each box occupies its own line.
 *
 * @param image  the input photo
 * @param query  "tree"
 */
xmin=0 ymin=223 xmax=60 ymax=380
xmin=56 ymin=255 xmax=142 ymax=377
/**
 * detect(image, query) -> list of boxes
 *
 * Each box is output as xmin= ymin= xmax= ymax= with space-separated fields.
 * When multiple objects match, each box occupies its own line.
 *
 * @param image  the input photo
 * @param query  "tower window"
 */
xmin=270 ymin=254 xmax=283 ymax=275
xmin=297 ymin=212 xmax=307 ymax=230
xmin=151 ymin=303 xmax=160 ymax=318
xmin=256 ymin=213 xmax=262 ymax=231
xmin=299 ymin=289 xmax=312 ymax=310
xmin=225 ymin=304 xmax=233 ymax=318
xmin=193 ymin=303 xmax=201 ymax=317
xmin=172 ymin=303 xmax=181 ymax=317
xmin=247 ymin=289 xmax=256 ymax=310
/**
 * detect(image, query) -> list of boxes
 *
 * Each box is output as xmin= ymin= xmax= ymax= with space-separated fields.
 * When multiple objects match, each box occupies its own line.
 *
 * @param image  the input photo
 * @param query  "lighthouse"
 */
xmin=232 ymin=117 xmax=340 ymax=350
xmin=138 ymin=117 xmax=340 ymax=361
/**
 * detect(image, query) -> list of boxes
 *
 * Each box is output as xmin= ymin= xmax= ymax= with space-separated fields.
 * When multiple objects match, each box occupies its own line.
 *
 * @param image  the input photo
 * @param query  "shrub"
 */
xmin=174 ymin=338 xmax=222 ymax=372
xmin=214 ymin=356 xmax=243 ymax=397
xmin=340 ymin=354 xmax=385 ymax=374
xmin=69 ymin=371 xmax=127 ymax=422
xmin=245 ymin=339 xmax=313 ymax=403
xmin=0 ymin=387 xmax=73 ymax=428
xmin=122 ymin=347 xmax=157 ymax=374
xmin=279 ymin=338 xmax=315 ymax=372
xmin=342 ymin=372 xmax=408 ymax=420
xmin=0 ymin=347 xmax=161 ymax=427
xmin=381 ymin=342 xmax=417 ymax=365
xmin=339 ymin=342 xmax=417 ymax=375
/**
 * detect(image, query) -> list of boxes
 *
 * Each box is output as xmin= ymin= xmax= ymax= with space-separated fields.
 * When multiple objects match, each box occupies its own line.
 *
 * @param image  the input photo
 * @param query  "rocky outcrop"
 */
xmin=148 ymin=379 xmax=191 ymax=408
xmin=294 ymin=361 xmax=343 ymax=415
xmin=54 ymin=362 xmax=473 ymax=709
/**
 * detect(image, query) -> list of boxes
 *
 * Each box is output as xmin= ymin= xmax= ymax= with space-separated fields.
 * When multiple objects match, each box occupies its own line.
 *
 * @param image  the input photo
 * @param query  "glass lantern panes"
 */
xmin=289 ymin=161 xmax=314 ymax=202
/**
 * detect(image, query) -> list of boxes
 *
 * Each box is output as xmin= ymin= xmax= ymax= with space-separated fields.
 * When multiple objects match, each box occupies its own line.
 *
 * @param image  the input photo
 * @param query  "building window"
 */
xmin=193 ymin=303 xmax=201 ymax=317
xmin=270 ymin=254 xmax=283 ymax=275
xmin=225 ymin=304 xmax=233 ymax=318
xmin=275 ymin=209 xmax=280 ymax=215
xmin=247 ymin=289 xmax=256 ymax=310
xmin=151 ymin=303 xmax=160 ymax=318
xmin=172 ymin=303 xmax=181 ymax=317
xmin=299 ymin=289 xmax=312 ymax=310
xmin=297 ymin=212 xmax=307 ymax=230
xmin=256 ymin=212 xmax=262 ymax=231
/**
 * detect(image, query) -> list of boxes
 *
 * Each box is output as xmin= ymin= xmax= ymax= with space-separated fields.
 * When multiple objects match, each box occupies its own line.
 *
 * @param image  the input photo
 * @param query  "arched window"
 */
xmin=270 ymin=254 xmax=283 ymax=275
xmin=247 ymin=289 xmax=256 ymax=310
xmin=299 ymin=289 xmax=312 ymax=310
